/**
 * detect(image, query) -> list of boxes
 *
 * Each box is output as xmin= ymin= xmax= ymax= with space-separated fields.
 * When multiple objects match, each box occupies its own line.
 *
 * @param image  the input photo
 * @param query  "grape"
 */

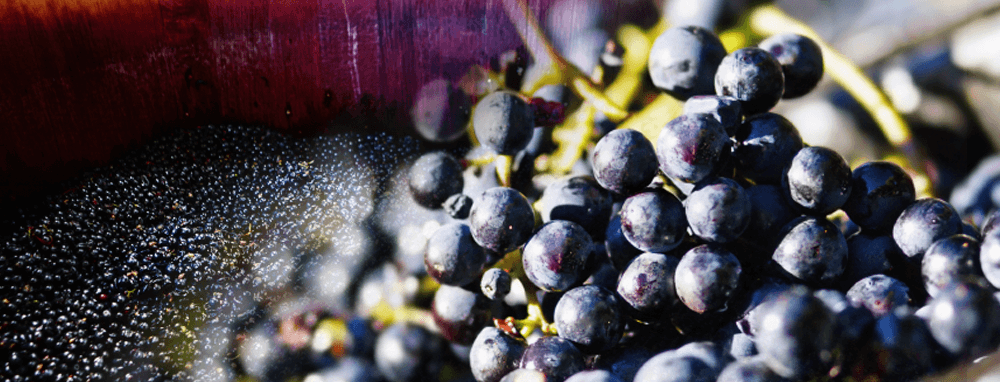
xmin=469 ymin=187 xmax=536 ymax=255
xmin=373 ymin=323 xmax=446 ymax=382
xmin=751 ymin=286 xmax=838 ymax=380
xmin=592 ymin=129 xmax=659 ymax=196
xmin=925 ymin=281 xmax=1000 ymax=360
xmin=522 ymin=220 xmax=593 ymax=292
xmin=411 ymin=79 xmax=472 ymax=142
xmin=604 ymin=214 xmax=643 ymax=271
xmin=537 ymin=175 xmax=613 ymax=240
xmin=409 ymin=151 xmax=465 ymax=209
xmin=716 ymin=356 xmax=783 ymax=382
xmin=843 ymin=232 xmax=898 ymax=286
xmin=470 ymin=327 xmax=526 ymax=382
xmin=845 ymin=274 xmax=910 ymax=318
xmin=893 ymin=198 xmax=963 ymax=259
xmin=684 ymin=177 xmax=751 ymax=243
xmin=782 ymin=146 xmax=853 ymax=216
xmin=656 ymin=113 xmax=731 ymax=184
xmin=553 ymin=285 xmax=625 ymax=353
xmin=481 ymin=268 xmax=512 ymax=300
xmin=675 ymin=244 xmax=742 ymax=314
xmin=732 ymin=113 xmax=804 ymax=184
xmin=616 ymin=252 xmax=680 ymax=319
xmin=564 ymin=369 xmax=624 ymax=382
xmin=432 ymin=284 xmax=491 ymax=345
xmin=757 ymin=33 xmax=824 ymax=99
xmin=520 ymin=336 xmax=586 ymax=382
xmin=633 ymin=352 xmax=715 ymax=382
xmin=772 ymin=216 xmax=848 ymax=286
xmin=715 ymin=47 xmax=785 ymax=115
xmin=647 ymin=26 xmax=727 ymax=100
xmin=444 ymin=193 xmax=474 ymax=219
xmin=842 ymin=161 xmax=916 ymax=233
xmin=682 ymin=95 xmax=743 ymax=136
xmin=742 ymin=184 xmax=798 ymax=248
xmin=473 ymin=91 xmax=535 ymax=155
xmin=921 ymin=234 xmax=982 ymax=298
xmin=619 ymin=188 xmax=688 ymax=253
xmin=424 ymin=222 xmax=489 ymax=286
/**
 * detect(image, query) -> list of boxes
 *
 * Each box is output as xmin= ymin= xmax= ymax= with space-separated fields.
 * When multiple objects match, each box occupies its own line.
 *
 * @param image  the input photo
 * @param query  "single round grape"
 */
xmin=470 ymin=327 xmax=526 ymax=382
xmin=742 ymin=184 xmax=798 ymax=248
xmin=757 ymin=33 xmax=824 ymax=99
xmin=751 ymin=286 xmax=838 ymax=380
xmin=682 ymin=95 xmax=743 ymax=136
xmin=656 ymin=113 xmax=730 ymax=184
xmin=633 ymin=352 xmax=715 ymax=382
xmin=411 ymin=79 xmax=472 ymax=143
xmin=481 ymin=268 xmax=512 ymax=300
xmin=473 ymin=90 xmax=535 ymax=155
xmin=553 ymin=285 xmax=625 ymax=353
xmin=408 ymin=151 xmax=464 ymax=209
xmin=619 ymin=188 xmax=688 ymax=253
xmin=432 ymin=284 xmax=491 ymax=345
xmin=605 ymin=214 xmax=643 ymax=271
xmin=926 ymin=281 xmax=1000 ymax=360
xmin=981 ymin=228 xmax=1000 ymax=288
xmin=675 ymin=244 xmax=742 ymax=314
xmin=538 ymin=175 xmax=613 ymax=240
xmin=842 ymin=161 xmax=916 ymax=233
xmin=714 ymin=47 xmax=785 ymax=115
xmin=647 ymin=26 xmax=727 ymax=100
xmin=617 ymin=252 xmax=680 ymax=319
xmin=522 ymin=220 xmax=593 ymax=292
xmin=772 ymin=216 xmax=848 ymax=286
xmin=845 ymin=274 xmax=910 ymax=318
xmin=843 ymin=232 xmax=898 ymax=287
xmin=921 ymin=234 xmax=982 ymax=298
xmin=592 ymin=129 xmax=659 ymax=196
xmin=716 ymin=356 xmax=783 ymax=382
xmin=469 ymin=187 xmax=536 ymax=254
xmin=732 ymin=113 xmax=803 ymax=184
xmin=782 ymin=146 xmax=852 ymax=216
xmin=684 ymin=177 xmax=751 ymax=243
xmin=892 ymin=198 xmax=962 ymax=259
xmin=425 ymin=223 xmax=488 ymax=287
xmin=444 ymin=193 xmax=474 ymax=219
xmin=520 ymin=336 xmax=586 ymax=382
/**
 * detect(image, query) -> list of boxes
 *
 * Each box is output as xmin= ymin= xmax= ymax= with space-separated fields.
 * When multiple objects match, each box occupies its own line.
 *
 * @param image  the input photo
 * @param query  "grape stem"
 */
xmin=501 ymin=0 xmax=629 ymax=121
xmin=490 ymin=249 xmax=557 ymax=337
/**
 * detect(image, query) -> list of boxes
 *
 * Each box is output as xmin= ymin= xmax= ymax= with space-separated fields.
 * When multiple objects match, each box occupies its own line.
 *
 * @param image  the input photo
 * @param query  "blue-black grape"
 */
xmin=684 ymin=177 xmax=751 ymax=243
xmin=409 ymin=151 xmax=464 ymax=209
xmin=732 ymin=113 xmax=803 ymax=184
xmin=411 ymin=79 xmax=472 ymax=143
xmin=633 ymin=351 xmax=716 ymax=382
xmin=682 ymin=95 xmax=743 ymax=136
xmin=425 ymin=222 xmax=489 ymax=286
xmin=616 ymin=252 xmax=680 ymax=320
xmin=742 ymin=184 xmax=798 ymax=248
xmin=469 ymin=187 xmax=536 ymax=255
xmin=522 ymin=220 xmax=593 ymax=292
xmin=782 ymin=146 xmax=852 ymax=216
xmin=432 ymin=284 xmax=491 ymax=345
xmin=473 ymin=91 xmax=535 ymax=155
xmin=757 ymin=33 xmax=823 ymax=99
xmin=893 ymin=198 xmax=962 ymax=259
xmin=481 ymin=268 xmax=512 ymax=300
xmin=925 ymin=281 xmax=1000 ymax=361
xmin=715 ymin=356 xmax=782 ymax=382
xmin=675 ymin=244 xmax=742 ymax=314
xmin=444 ymin=193 xmax=474 ymax=220
xmin=592 ymin=129 xmax=659 ymax=196
xmin=843 ymin=232 xmax=898 ymax=287
xmin=751 ymin=285 xmax=838 ymax=380
xmin=842 ymin=161 xmax=916 ymax=232
xmin=564 ymin=369 xmax=624 ymax=382
xmin=538 ymin=175 xmax=613 ymax=240
xmin=470 ymin=327 xmax=526 ymax=382
xmin=647 ymin=26 xmax=727 ymax=100
xmin=373 ymin=322 xmax=446 ymax=382
xmin=656 ymin=113 xmax=731 ymax=184
xmin=520 ymin=336 xmax=586 ymax=382
xmin=714 ymin=47 xmax=785 ymax=115
xmin=921 ymin=234 xmax=982 ymax=298
xmin=605 ymin=214 xmax=643 ymax=271
xmin=845 ymin=274 xmax=910 ymax=318
xmin=980 ymin=228 xmax=1000 ymax=288
xmin=772 ymin=216 xmax=847 ymax=286
xmin=553 ymin=285 xmax=624 ymax=353
xmin=619 ymin=188 xmax=688 ymax=253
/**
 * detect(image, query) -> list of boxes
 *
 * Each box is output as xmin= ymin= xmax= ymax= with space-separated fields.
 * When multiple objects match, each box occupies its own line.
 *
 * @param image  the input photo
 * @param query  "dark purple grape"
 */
xmin=656 ymin=113 xmax=731 ymax=184
xmin=444 ymin=193 xmax=474 ymax=219
xmin=564 ymin=369 xmax=624 ymax=382
xmin=481 ymin=268 xmax=512 ymax=300
xmin=592 ymin=129 xmax=659 ymax=196
xmin=425 ymin=222 xmax=488 ymax=286
xmin=772 ymin=216 xmax=847 ymax=286
xmin=538 ymin=175 xmax=613 ymax=240
xmin=782 ymin=146 xmax=852 ymax=216
xmin=922 ymin=234 xmax=982 ymax=298
xmin=373 ymin=323 xmax=446 ymax=382
xmin=619 ymin=188 xmax=688 ymax=253
xmin=714 ymin=47 xmax=785 ymax=115
xmin=593 ymin=345 xmax=654 ymax=381
xmin=981 ymin=228 xmax=1000 ymax=288
xmin=617 ymin=252 xmax=680 ymax=320
xmin=605 ymin=214 xmax=643 ymax=271
xmin=845 ymin=274 xmax=909 ymax=318
xmin=842 ymin=161 xmax=916 ymax=232
xmin=473 ymin=91 xmax=535 ymax=155
xmin=520 ymin=336 xmax=586 ymax=382
xmin=873 ymin=310 xmax=941 ymax=380
xmin=672 ymin=341 xmax=729 ymax=374
xmin=647 ymin=26 xmax=727 ymax=100
xmin=682 ymin=95 xmax=743 ymax=136
xmin=553 ymin=285 xmax=625 ymax=353
xmin=751 ymin=286 xmax=838 ymax=380
xmin=732 ymin=113 xmax=803 ymax=184
xmin=925 ymin=281 xmax=1000 ymax=360
xmin=684 ymin=178 xmax=751 ymax=243
xmin=470 ymin=327 xmax=526 ymax=382
xmin=675 ymin=245 xmax=741 ymax=314
xmin=633 ymin=351 xmax=716 ymax=382
xmin=843 ymin=232 xmax=897 ymax=286
xmin=469 ymin=187 xmax=536 ymax=254
xmin=409 ymin=151 xmax=464 ymax=209
xmin=742 ymin=185 xmax=798 ymax=248
xmin=523 ymin=220 xmax=593 ymax=292
xmin=411 ymin=79 xmax=472 ymax=142
xmin=757 ymin=33 xmax=823 ymax=99
xmin=715 ymin=356 xmax=782 ymax=382
xmin=892 ymin=198 xmax=962 ymax=259
xmin=432 ymin=284 xmax=491 ymax=345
